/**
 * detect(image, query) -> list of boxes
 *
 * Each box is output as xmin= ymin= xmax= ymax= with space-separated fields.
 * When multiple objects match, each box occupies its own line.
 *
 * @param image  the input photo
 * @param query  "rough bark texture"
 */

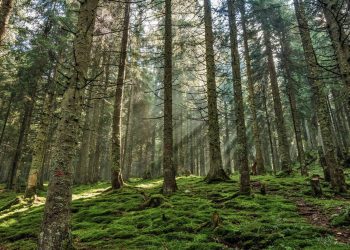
xmin=279 ymin=28 xmax=307 ymax=176
xmin=262 ymin=25 xmax=291 ymax=174
xmin=0 ymin=0 xmax=13 ymax=43
xmin=111 ymin=1 xmax=131 ymax=189
xmin=203 ymin=0 xmax=229 ymax=182
xmin=239 ymin=1 xmax=265 ymax=175
xmin=162 ymin=0 xmax=177 ymax=194
xmin=228 ymin=0 xmax=250 ymax=194
xmin=38 ymin=0 xmax=99 ymax=248
xmin=293 ymin=0 xmax=347 ymax=193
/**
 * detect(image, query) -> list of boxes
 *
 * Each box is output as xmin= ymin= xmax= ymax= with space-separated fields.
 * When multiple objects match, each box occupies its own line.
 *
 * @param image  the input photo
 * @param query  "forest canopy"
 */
xmin=0 ymin=0 xmax=350 ymax=249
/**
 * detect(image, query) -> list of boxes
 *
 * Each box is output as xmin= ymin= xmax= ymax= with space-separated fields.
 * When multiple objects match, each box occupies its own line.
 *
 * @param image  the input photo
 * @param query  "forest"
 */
xmin=0 ymin=0 xmax=350 ymax=249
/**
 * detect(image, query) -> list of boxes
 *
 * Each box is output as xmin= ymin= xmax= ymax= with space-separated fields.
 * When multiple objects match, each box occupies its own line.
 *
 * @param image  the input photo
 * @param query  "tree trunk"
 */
xmin=0 ymin=0 xmax=13 ymax=43
xmin=279 ymin=28 xmax=307 ymax=175
xmin=203 ymin=0 xmax=229 ymax=182
xmin=162 ymin=0 xmax=177 ymax=194
xmin=0 ymin=92 xmax=14 ymax=148
xmin=7 ymin=94 xmax=35 ymax=190
xmin=293 ymin=0 xmax=347 ymax=193
xmin=223 ymin=101 xmax=231 ymax=173
xmin=262 ymin=25 xmax=291 ymax=174
xmin=111 ymin=1 xmax=131 ymax=189
xmin=92 ymin=53 xmax=111 ymax=182
xmin=262 ymin=78 xmax=278 ymax=173
xmin=38 ymin=0 xmax=99 ymax=248
xmin=25 ymin=63 xmax=57 ymax=198
xmin=75 ymin=87 xmax=93 ymax=184
xmin=228 ymin=0 xmax=250 ymax=194
xmin=121 ymin=85 xmax=133 ymax=177
xmin=239 ymin=1 xmax=265 ymax=175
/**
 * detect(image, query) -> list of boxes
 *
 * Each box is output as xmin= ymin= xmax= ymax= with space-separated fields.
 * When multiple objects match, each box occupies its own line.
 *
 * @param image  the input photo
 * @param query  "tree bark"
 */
xmin=162 ymin=0 xmax=177 ymax=194
xmin=239 ymin=1 xmax=265 ymax=175
xmin=203 ymin=0 xmax=229 ymax=182
xmin=111 ymin=1 xmax=131 ymax=189
xmin=262 ymin=25 xmax=291 ymax=174
xmin=228 ymin=0 xmax=250 ymax=194
xmin=38 ymin=0 xmax=99 ymax=248
xmin=0 ymin=0 xmax=13 ymax=44
xmin=279 ymin=28 xmax=307 ymax=176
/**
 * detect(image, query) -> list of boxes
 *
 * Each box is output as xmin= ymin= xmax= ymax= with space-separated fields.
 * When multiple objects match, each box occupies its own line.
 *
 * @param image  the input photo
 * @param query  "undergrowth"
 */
xmin=0 ymin=165 xmax=349 ymax=249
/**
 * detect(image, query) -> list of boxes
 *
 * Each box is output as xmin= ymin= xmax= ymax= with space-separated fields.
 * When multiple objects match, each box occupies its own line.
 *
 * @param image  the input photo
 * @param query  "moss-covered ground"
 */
xmin=0 ymin=166 xmax=350 ymax=249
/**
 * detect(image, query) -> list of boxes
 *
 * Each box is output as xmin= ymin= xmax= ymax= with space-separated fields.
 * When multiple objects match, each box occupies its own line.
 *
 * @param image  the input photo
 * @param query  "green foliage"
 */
xmin=0 ymin=173 xmax=349 ymax=249
xmin=331 ymin=209 xmax=350 ymax=227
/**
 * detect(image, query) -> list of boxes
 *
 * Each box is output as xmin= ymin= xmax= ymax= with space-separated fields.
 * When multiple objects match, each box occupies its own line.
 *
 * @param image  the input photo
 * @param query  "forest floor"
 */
xmin=0 ymin=165 xmax=350 ymax=250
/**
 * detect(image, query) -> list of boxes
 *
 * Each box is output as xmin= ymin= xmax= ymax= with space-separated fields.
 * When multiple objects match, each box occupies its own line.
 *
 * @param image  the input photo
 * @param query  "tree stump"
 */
xmin=139 ymin=195 xmax=164 ymax=209
xmin=310 ymin=175 xmax=322 ymax=197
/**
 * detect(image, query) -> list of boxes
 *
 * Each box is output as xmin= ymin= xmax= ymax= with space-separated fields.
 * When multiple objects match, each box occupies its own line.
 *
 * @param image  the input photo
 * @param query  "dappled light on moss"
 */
xmin=1 ymin=171 xmax=350 ymax=249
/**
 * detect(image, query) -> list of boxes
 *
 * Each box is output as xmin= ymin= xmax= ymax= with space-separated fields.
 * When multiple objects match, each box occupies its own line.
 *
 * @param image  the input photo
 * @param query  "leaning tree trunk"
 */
xmin=38 ymin=0 xmax=99 ymax=248
xmin=262 ymin=25 xmax=291 ymax=174
xmin=239 ymin=1 xmax=265 ymax=175
xmin=228 ymin=0 xmax=250 ymax=194
xmin=0 ymin=0 xmax=13 ymax=44
xmin=203 ymin=0 xmax=229 ymax=182
xmin=111 ymin=1 xmax=131 ymax=189
xmin=293 ymin=0 xmax=346 ymax=193
xmin=162 ymin=0 xmax=177 ymax=194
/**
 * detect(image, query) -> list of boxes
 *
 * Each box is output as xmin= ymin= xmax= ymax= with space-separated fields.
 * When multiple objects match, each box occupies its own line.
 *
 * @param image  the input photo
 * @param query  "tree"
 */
xmin=259 ymin=6 xmax=292 ymax=174
xmin=227 ymin=0 xmax=250 ymax=194
xmin=203 ymin=0 xmax=229 ymax=182
xmin=111 ymin=1 xmax=131 ymax=189
xmin=321 ymin=0 xmax=350 ymax=103
xmin=239 ymin=0 xmax=265 ymax=175
xmin=162 ymin=0 xmax=177 ymax=194
xmin=38 ymin=0 xmax=99 ymax=248
xmin=293 ymin=0 xmax=347 ymax=193
xmin=276 ymin=12 xmax=307 ymax=175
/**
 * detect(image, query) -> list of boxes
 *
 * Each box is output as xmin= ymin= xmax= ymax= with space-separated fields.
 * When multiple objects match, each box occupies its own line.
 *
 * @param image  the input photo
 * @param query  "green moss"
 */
xmin=0 ymin=170 xmax=350 ymax=249
xmin=331 ymin=208 xmax=350 ymax=226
